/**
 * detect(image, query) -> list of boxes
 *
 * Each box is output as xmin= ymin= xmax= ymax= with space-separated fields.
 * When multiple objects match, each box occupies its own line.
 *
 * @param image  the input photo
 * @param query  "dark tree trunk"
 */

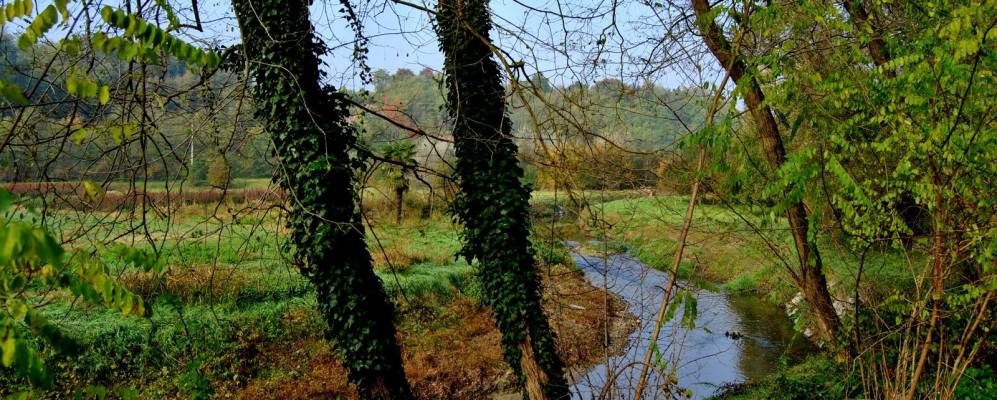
xmin=841 ymin=0 xmax=891 ymax=71
xmin=692 ymin=0 xmax=842 ymax=342
xmin=434 ymin=1 xmax=569 ymax=398
xmin=231 ymin=1 xmax=412 ymax=398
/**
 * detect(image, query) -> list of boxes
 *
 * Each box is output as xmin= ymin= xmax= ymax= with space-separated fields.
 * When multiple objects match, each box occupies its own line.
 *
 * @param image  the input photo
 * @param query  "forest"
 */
xmin=0 ymin=0 xmax=994 ymax=399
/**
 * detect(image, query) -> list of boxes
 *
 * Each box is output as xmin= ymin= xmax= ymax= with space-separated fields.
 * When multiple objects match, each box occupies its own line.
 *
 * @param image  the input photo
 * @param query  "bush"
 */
xmin=714 ymin=355 xmax=859 ymax=400
xmin=954 ymin=365 xmax=997 ymax=400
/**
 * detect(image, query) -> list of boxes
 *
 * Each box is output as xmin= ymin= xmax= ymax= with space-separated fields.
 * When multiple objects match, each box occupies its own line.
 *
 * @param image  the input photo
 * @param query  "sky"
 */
xmin=185 ymin=0 xmax=709 ymax=89
xmin=25 ymin=0 xmax=713 ymax=90
xmin=308 ymin=0 xmax=706 ymax=89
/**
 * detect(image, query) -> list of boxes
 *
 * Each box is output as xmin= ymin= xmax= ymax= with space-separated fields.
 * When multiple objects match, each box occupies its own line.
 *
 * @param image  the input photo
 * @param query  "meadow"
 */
xmin=4 ymin=184 xmax=992 ymax=399
xmin=0 ymin=186 xmax=631 ymax=399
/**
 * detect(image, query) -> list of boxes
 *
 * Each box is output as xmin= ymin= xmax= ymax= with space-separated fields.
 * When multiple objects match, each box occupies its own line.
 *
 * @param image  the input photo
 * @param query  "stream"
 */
xmin=567 ymin=246 xmax=813 ymax=399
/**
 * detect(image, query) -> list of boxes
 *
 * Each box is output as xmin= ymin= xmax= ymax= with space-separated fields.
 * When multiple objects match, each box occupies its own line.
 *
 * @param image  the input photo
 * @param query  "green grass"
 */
xmin=589 ymin=196 xmax=921 ymax=304
xmin=0 ymin=203 xmax=477 ymax=396
xmin=710 ymin=354 xmax=857 ymax=400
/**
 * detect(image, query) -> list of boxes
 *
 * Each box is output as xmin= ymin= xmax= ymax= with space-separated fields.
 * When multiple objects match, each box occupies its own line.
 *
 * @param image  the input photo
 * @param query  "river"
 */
xmin=567 ymin=247 xmax=813 ymax=399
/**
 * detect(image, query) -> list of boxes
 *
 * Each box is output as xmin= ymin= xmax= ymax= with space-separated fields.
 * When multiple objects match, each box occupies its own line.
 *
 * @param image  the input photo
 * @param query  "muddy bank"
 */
xmin=225 ymin=264 xmax=637 ymax=399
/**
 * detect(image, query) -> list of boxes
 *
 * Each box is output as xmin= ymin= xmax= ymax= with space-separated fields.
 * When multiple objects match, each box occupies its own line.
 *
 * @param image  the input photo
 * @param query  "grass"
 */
xmin=0 ymin=189 xmax=481 ymax=397
xmin=2 ymin=179 xmax=645 ymax=399
xmin=588 ymin=196 xmax=922 ymax=305
xmin=13 ymin=185 xmax=925 ymax=397
xmin=4 ymin=183 xmax=635 ymax=398
xmin=710 ymin=354 xmax=857 ymax=400
xmin=104 ymin=178 xmax=274 ymax=192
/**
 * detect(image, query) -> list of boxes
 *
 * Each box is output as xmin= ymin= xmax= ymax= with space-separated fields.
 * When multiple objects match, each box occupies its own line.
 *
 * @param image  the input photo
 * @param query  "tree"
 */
xmin=394 ymin=68 xmax=415 ymax=78
xmin=434 ymin=1 xmax=569 ymax=398
xmin=381 ymin=141 xmax=417 ymax=224
xmin=206 ymin=152 xmax=232 ymax=188
xmin=230 ymin=1 xmax=413 ymax=398
xmin=755 ymin=1 xmax=997 ymax=395
xmin=691 ymin=0 xmax=842 ymax=342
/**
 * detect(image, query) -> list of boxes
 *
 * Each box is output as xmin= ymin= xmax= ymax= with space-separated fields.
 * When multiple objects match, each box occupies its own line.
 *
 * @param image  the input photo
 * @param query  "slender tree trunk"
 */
xmin=231 ymin=1 xmax=412 ymax=398
xmin=635 ymin=148 xmax=707 ymax=398
xmin=692 ymin=0 xmax=842 ymax=342
xmin=434 ymin=1 xmax=569 ymax=398
xmin=396 ymin=188 xmax=404 ymax=224
xmin=841 ymin=0 xmax=891 ymax=71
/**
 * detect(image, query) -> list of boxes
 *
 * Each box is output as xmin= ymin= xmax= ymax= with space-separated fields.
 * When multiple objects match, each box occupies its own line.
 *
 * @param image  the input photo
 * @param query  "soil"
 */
xmin=224 ymin=264 xmax=637 ymax=399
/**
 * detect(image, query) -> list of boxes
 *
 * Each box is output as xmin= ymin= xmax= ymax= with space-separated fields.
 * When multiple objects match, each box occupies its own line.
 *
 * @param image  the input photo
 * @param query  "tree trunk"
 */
xmin=434 ymin=1 xmax=570 ymax=398
xmin=692 ymin=0 xmax=842 ymax=342
xmin=841 ymin=0 xmax=891 ymax=71
xmin=231 ymin=1 xmax=412 ymax=398
xmin=395 ymin=188 xmax=404 ymax=224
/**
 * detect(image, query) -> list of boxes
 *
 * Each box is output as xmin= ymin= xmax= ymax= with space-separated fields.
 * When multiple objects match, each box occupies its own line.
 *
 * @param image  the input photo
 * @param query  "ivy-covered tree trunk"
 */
xmin=434 ymin=1 xmax=569 ymax=399
xmin=692 ymin=0 xmax=842 ymax=342
xmin=231 ymin=1 xmax=412 ymax=398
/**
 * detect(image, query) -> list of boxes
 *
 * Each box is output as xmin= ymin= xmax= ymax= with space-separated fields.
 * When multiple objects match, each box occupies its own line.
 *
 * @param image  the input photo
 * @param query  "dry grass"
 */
xmin=224 ymin=264 xmax=635 ymax=399
xmin=120 ymin=265 xmax=251 ymax=303
xmin=370 ymin=246 xmax=433 ymax=272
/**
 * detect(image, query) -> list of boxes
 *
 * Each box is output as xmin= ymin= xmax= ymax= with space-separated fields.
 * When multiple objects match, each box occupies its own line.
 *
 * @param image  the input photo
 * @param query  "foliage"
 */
xmin=231 ymin=0 xmax=413 ymax=397
xmin=0 ymin=0 xmax=72 ymax=105
xmin=435 ymin=0 xmax=569 ymax=397
xmin=954 ymin=364 xmax=997 ymax=400
xmin=716 ymin=355 xmax=858 ymax=400
xmin=701 ymin=0 xmax=997 ymax=395
xmin=97 ymin=6 xmax=220 ymax=69
xmin=0 ymin=188 xmax=156 ymax=390
xmin=176 ymin=358 xmax=214 ymax=400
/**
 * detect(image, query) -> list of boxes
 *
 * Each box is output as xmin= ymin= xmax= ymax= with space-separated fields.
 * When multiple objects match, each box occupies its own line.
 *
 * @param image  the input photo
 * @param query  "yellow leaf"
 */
xmin=82 ymin=180 xmax=104 ymax=202
xmin=1 ymin=338 xmax=16 ymax=367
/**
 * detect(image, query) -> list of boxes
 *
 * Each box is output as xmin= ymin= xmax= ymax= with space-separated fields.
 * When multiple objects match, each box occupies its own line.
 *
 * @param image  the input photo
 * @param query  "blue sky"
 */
xmin=32 ymin=0 xmax=708 ymax=90
xmin=307 ymin=0 xmax=702 ymax=89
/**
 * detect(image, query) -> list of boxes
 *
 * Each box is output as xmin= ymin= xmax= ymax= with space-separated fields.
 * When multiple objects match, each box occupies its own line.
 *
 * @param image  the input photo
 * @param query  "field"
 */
xmin=0 ymin=188 xmax=633 ymax=399
xmin=4 ymin=186 xmax=989 ymax=399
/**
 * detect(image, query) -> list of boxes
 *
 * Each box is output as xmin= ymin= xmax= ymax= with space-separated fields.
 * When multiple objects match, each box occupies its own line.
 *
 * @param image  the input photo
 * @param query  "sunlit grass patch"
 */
xmin=591 ymin=195 xmax=919 ymax=304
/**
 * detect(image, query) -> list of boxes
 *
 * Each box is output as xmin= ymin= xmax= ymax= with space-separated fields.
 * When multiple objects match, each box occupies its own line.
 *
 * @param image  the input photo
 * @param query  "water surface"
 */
xmin=568 ymin=249 xmax=812 ymax=399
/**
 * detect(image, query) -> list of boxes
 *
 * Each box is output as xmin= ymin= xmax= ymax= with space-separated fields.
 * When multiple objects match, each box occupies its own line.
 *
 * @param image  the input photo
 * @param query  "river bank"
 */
xmin=575 ymin=196 xmax=916 ymax=328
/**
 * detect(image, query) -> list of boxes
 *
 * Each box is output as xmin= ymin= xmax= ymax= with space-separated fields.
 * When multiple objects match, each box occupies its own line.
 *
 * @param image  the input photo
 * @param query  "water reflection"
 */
xmin=568 ymin=249 xmax=812 ymax=399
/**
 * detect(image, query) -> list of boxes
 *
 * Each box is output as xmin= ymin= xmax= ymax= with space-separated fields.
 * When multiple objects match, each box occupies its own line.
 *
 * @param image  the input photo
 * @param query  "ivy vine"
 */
xmin=435 ymin=0 xmax=569 ymax=398
xmin=230 ymin=0 xmax=412 ymax=398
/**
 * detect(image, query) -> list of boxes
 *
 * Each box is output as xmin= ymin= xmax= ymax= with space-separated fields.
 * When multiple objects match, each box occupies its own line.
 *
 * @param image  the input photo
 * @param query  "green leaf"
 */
xmin=16 ymin=32 xmax=33 ymax=50
xmin=0 ymin=81 xmax=28 ymax=105
xmin=98 ymin=85 xmax=110 ymax=104
xmin=0 ymin=188 xmax=12 ymax=211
